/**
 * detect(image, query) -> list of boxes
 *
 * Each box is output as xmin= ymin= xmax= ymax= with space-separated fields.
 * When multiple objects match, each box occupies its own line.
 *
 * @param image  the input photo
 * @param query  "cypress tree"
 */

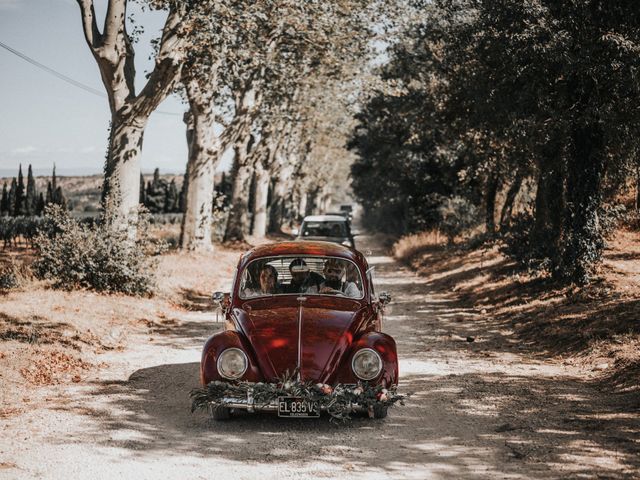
xmin=51 ymin=164 xmax=57 ymax=193
xmin=165 ymin=179 xmax=179 ymax=213
xmin=15 ymin=164 xmax=25 ymax=215
xmin=144 ymin=169 xmax=167 ymax=213
xmin=26 ymin=164 xmax=37 ymax=215
xmin=139 ymin=173 xmax=146 ymax=205
xmin=45 ymin=181 xmax=53 ymax=205
xmin=36 ymin=192 xmax=45 ymax=215
xmin=179 ymin=172 xmax=187 ymax=213
xmin=8 ymin=178 xmax=17 ymax=217
xmin=52 ymin=165 xmax=62 ymax=206
xmin=0 ymin=182 xmax=8 ymax=216
xmin=152 ymin=168 xmax=161 ymax=192
xmin=55 ymin=186 xmax=67 ymax=210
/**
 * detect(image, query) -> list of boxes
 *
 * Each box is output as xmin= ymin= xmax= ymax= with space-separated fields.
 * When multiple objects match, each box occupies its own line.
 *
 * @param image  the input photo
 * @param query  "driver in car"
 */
xmin=319 ymin=259 xmax=360 ymax=298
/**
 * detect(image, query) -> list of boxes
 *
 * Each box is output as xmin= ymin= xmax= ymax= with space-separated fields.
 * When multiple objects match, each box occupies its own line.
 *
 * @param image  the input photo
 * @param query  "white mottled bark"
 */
xmin=268 ymin=160 xmax=294 ymax=233
xmin=103 ymin=116 xmax=147 ymax=228
xmin=180 ymin=80 xmax=219 ymax=252
xmin=320 ymin=184 xmax=332 ymax=214
xmin=252 ymin=162 xmax=270 ymax=239
xmin=298 ymin=190 xmax=308 ymax=220
xmin=76 ymin=0 xmax=186 ymax=235
xmin=224 ymin=153 xmax=253 ymax=242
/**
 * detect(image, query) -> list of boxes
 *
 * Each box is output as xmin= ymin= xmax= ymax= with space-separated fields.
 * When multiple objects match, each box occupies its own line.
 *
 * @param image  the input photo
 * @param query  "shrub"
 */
xmin=599 ymin=203 xmax=627 ymax=237
xmin=437 ymin=196 xmax=481 ymax=244
xmin=33 ymin=206 xmax=164 ymax=295
xmin=0 ymin=257 xmax=32 ymax=291
xmin=624 ymin=209 xmax=640 ymax=230
xmin=0 ymin=261 xmax=20 ymax=290
xmin=499 ymin=212 xmax=552 ymax=273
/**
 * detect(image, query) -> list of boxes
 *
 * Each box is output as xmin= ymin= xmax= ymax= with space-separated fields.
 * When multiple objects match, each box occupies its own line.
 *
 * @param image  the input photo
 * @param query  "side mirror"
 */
xmin=379 ymin=292 xmax=391 ymax=305
xmin=212 ymin=291 xmax=231 ymax=311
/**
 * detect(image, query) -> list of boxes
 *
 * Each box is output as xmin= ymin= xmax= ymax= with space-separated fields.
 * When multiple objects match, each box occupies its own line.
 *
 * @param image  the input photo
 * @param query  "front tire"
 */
xmin=210 ymin=405 xmax=231 ymax=421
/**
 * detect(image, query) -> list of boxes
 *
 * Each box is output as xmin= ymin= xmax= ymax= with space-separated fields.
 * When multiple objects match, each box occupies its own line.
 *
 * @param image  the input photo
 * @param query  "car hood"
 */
xmin=232 ymin=296 xmax=366 ymax=383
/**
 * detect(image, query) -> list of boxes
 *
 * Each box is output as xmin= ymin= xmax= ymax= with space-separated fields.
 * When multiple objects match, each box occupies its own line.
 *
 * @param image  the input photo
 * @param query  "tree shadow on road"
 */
xmin=47 ymin=237 xmax=640 ymax=478
xmin=50 ymin=359 xmax=640 ymax=479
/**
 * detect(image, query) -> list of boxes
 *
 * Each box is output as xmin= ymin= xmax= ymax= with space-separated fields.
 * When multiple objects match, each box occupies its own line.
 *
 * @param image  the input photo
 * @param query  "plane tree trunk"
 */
xmin=180 ymin=79 xmax=219 ymax=251
xmin=499 ymin=170 xmax=523 ymax=230
xmin=562 ymin=122 xmax=606 ymax=283
xmin=297 ymin=188 xmax=308 ymax=221
xmin=485 ymin=168 xmax=501 ymax=235
xmin=531 ymin=140 xmax=564 ymax=266
xmin=76 ymin=0 xmax=186 ymax=236
xmin=268 ymin=157 xmax=296 ymax=234
xmin=103 ymin=115 xmax=146 ymax=228
xmin=224 ymin=135 xmax=255 ymax=242
xmin=252 ymin=161 xmax=270 ymax=239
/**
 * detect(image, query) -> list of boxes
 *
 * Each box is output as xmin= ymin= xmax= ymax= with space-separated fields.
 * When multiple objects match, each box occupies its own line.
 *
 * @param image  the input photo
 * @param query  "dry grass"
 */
xmin=0 ymin=240 xmax=240 ymax=410
xmin=392 ymin=230 xmax=446 ymax=260
xmin=394 ymin=228 xmax=640 ymax=393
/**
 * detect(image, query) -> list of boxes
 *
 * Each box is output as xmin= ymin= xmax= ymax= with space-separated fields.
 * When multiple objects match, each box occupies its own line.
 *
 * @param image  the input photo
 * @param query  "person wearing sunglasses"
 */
xmin=319 ymin=259 xmax=360 ymax=298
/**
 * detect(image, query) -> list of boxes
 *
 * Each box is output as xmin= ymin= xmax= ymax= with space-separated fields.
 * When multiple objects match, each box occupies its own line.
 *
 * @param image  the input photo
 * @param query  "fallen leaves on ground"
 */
xmin=19 ymin=350 xmax=92 ymax=385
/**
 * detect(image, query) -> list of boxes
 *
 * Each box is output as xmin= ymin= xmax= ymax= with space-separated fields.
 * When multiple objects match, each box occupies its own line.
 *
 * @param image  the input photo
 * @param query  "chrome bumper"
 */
xmin=215 ymin=388 xmax=367 ymax=414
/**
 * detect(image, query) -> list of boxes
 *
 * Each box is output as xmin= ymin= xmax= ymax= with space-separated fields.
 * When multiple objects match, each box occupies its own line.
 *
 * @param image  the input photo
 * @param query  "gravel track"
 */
xmin=1 ymin=236 xmax=638 ymax=479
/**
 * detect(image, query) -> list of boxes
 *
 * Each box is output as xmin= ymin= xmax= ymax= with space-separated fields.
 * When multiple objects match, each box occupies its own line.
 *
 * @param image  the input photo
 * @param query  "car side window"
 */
xmin=366 ymin=266 xmax=376 ymax=301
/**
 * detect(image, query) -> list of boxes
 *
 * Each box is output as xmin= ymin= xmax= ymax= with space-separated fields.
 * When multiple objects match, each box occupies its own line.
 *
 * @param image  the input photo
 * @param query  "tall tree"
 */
xmin=45 ymin=181 xmax=53 ymax=206
xmin=350 ymin=0 xmax=640 ymax=283
xmin=0 ymin=182 xmax=8 ymax=216
xmin=55 ymin=187 xmax=68 ymax=211
xmin=75 ymin=0 xmax=188 ymax=235
xmin=139 ymin=173 xmax=146 ymax=205
xmin=8 ymin=179 xmax=17 ymax=217
xmin=179 ymin=79 xmax=219 ymax=251
xmin=164 ymin=179 xmax=179 ymax=213
xmin=15 ymin=164 xmax=25 ymax=216
xmin=36 ymin=192 xmax=45 ymax=216
xmin=26 ymin=164 xmax=37 ymax=216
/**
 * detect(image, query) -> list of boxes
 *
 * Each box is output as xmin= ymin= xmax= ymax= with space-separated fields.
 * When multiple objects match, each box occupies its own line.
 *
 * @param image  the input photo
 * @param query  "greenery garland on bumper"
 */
xmin=190 ymin=373 xmax=405 ymax=422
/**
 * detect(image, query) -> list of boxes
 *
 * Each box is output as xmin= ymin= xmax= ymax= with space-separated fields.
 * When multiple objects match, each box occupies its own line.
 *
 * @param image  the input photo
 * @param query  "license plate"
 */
xmin=277 ymin=396 xmax=320 ymax=418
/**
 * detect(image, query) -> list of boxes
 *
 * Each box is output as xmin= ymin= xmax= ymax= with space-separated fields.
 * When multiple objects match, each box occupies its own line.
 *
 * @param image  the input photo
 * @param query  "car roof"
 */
xmin=240 ymin=241 xmax=367 ymax=267
xmin=302 ymin=215 xmax=347 ymax=222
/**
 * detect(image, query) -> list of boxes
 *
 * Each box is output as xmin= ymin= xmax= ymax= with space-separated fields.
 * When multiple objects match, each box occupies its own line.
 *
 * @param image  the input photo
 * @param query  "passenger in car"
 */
xmin=285 ymin=258 xmax=324 ymax=294
xmin=244 ymin=264 xmax=279 ymax=297
xmin=319 ymin=259 xmax=360 ymax=298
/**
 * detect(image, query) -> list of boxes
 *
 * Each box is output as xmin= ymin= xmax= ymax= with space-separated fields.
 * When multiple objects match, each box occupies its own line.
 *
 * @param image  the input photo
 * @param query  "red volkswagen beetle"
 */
xmin=191 ymin=241 xmax=401 ymax=421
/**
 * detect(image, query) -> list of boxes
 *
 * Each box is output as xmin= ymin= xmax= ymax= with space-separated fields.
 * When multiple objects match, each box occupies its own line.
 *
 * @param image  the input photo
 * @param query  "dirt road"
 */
xmin=1 ymin=236 xmax=638 ymax=479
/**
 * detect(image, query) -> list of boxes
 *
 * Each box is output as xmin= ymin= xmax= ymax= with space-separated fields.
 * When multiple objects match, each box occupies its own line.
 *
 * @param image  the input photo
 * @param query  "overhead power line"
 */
xmin=0 ymin=40 xmax=182 ymax=117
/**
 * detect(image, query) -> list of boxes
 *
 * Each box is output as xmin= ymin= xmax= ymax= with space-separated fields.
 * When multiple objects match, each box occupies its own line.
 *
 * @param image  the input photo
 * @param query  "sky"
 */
xmin=0 ymin=0 xmax=222 ymax=177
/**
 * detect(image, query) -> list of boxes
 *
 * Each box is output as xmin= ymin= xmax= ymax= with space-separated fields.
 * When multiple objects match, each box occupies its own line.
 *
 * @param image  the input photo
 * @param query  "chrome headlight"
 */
xmin=352 ymin=348 xmax=382 ymax=381
xmin=217 ymin=348 xmax=248 ymax=380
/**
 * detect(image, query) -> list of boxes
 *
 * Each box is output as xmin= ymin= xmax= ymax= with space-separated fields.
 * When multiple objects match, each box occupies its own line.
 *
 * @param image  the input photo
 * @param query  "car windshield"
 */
xmin=301 ymin=221 xmax=347 ymax=237
xmin=239 ymin=256 xmax=363 ymax=300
